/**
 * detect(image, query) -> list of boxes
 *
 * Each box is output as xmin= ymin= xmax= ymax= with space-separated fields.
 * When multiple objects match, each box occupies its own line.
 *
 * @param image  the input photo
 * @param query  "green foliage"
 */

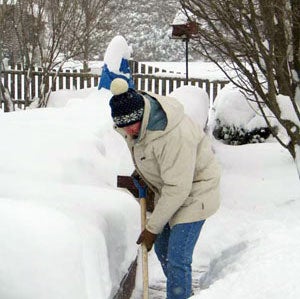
xmin=213 ymin=120 xmax=273 ymax=145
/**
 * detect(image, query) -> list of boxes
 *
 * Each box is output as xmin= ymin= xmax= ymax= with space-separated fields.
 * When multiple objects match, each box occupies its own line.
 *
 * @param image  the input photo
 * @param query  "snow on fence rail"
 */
xmin=129 ymin=61 xmax=229 ymax=104
xmin=0 ymin=62 xmax=229 ymax=109
xmin=133 ymin=73 xmax=228 ymax=104
xmin=129 ymin=60 xmax=185 ymax=76
xmin=0 ymin=66 xmax=99 ymax=109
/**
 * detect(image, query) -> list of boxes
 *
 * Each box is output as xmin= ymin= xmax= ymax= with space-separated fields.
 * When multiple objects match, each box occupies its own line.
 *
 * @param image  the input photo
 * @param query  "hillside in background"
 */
xmin=0 ymin=1 xmax=200 ymax=67
xmin=99 ymin=0 xmax=200 ymax=62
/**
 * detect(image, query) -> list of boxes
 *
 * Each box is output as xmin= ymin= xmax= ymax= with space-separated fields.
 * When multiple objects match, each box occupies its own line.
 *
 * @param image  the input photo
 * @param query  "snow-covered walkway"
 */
xmin=131 ymin=141 xmax=300 ymax=299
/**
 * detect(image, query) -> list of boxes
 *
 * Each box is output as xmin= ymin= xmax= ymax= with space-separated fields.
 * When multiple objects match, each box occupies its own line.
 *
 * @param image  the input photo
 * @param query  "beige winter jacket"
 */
xmin=115 ymin=93 xmax=221 ymax=234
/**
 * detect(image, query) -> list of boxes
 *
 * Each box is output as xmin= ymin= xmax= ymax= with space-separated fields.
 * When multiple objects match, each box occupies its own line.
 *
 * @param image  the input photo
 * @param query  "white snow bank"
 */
xmin=0 ymin=85 xmax=139 ymax=299
xmin=0 ymin=185 xmax=140 ymax=299
xmin=169 ymin=85 xmax=209 ymax=128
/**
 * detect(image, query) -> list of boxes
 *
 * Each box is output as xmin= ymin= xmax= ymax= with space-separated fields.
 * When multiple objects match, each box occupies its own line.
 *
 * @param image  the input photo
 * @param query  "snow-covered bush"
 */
xmin=169 ymin=85 xmax=209 ymax=129
xmin=211 ymin=84 xmax=276 ymax=145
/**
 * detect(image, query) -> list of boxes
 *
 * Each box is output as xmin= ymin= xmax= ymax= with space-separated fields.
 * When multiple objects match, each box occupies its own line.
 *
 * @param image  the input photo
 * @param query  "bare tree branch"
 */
xmin=180 ymin=0 xmax=300 ymax=175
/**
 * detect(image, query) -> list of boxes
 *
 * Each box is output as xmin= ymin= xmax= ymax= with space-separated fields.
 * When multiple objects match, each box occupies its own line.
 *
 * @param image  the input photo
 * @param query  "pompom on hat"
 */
xmin=109 ymin=78 xmax=145 ymax=128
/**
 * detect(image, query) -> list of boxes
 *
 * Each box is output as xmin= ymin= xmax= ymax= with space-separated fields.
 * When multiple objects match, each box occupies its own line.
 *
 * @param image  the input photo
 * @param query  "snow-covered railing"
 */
xmin=133 ymin=73 xmax=228 ymax=105
xmin=130 ymin=60 xmax=229 ymax=103
xmin=0 ymin=65 xmax=99 ymax=109
xmin=1 ymin=62 xmax=229 ymax=109
xmin=129 ymin=60 xmax=183 ymax=76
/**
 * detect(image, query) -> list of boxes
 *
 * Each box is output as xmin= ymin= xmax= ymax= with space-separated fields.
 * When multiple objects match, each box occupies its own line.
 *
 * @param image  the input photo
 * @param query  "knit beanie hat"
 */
xmin=109 ymin=78 xmax=145 ymax=127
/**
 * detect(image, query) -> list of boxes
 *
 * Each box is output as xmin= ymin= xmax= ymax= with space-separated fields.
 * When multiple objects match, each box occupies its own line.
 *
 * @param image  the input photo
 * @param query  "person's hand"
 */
xmin=136 ymin=229 xmax=157 ymax=251
xmin=133 ymin=177 xmax=147 ymax=198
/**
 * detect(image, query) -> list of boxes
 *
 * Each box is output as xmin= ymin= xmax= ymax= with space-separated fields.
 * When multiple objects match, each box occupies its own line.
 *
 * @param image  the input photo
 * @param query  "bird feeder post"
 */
xmin=171 ymin=21 xmax=198 ymax=85
xmin=185 ymin=37 xmax=189 ymax=84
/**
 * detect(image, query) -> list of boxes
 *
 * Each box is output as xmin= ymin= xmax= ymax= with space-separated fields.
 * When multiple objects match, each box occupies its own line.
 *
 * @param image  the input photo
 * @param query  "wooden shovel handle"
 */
xmin=140 ymin=197 xmax=149 ymax=299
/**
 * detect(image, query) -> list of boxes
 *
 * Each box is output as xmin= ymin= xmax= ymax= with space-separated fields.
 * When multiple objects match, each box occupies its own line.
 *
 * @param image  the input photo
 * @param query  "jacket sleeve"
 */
xmin=146 ymin=127 xmax=198 ymax=234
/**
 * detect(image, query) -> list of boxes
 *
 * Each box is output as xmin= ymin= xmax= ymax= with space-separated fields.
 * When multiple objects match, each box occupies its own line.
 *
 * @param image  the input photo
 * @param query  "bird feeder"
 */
xmin=171 ymin=21 xmax=198 ymax=83
xmin=171 ymin=21 xmax=198 ymax=39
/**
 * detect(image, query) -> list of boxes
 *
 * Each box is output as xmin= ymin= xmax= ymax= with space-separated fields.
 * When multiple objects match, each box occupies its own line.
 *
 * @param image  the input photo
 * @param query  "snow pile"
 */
xmin=0 ymin=187 xmax=139 ymax=299
xmin=169 ymin=85 xmax=209 ymax=128
xmin=0 ymin=87 xmax=140 ymax=298
xmin=0 ymin=36 xmax=140 ymax=299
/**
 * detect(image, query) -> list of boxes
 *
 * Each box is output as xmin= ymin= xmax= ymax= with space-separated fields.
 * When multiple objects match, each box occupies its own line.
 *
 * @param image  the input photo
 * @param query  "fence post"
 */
xmin=212 ymin=82 xmax=219 ymax=103
xmin=129 ymin=60 xmax=139 ymax=74
xmin=38 ymin=67 xmax=43 ymax=98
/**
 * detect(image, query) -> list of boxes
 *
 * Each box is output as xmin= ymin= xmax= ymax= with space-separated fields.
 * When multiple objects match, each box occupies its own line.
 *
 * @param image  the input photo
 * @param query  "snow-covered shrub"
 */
xmin=210 ymin=84 xmax=276 ymax=145
xmin=169 ymin=86 xmax=209 ymax=129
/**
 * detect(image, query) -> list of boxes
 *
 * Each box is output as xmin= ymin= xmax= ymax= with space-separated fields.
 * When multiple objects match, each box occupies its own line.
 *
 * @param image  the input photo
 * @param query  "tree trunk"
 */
xmin=0 ymin=81 xmax=15 ymax=112
xmin=291 ymin=0 xmax=300 ymax=100
xmin=295 ymin=145 xmax=300 ymax=179
xmin=24 ymin=68 xmax=33 ymax=108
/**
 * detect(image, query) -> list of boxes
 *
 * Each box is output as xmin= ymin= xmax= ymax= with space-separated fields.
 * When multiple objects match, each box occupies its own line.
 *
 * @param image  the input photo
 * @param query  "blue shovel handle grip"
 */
xmin=133 ymin=178 xmax=147 ymax=198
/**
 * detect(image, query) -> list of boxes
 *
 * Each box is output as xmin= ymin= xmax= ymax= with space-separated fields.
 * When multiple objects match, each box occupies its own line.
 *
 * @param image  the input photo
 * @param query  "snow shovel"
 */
xmin=117 ymin=175 xmax=149 ymax=299
xmin=139 ymin=196 xmax=149 ymax=299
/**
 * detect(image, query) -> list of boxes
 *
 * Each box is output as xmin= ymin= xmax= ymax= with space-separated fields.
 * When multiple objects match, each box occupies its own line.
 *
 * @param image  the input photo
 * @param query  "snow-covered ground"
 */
xmin=0 ymin=36 xmax=299 ymax=299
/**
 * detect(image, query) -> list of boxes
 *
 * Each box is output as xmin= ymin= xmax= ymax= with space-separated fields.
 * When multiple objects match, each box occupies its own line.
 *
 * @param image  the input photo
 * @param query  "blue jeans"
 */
xmin=154 ymin=220 xmax=205 ymax=299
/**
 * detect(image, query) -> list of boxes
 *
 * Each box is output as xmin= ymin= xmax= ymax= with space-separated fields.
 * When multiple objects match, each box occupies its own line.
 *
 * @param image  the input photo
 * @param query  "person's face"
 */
xmin=123 ymin=121 xmax=142 ymax=139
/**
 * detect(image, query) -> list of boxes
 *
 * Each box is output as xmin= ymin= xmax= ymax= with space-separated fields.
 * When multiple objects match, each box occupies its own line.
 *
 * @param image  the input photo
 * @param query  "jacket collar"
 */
xmin=136 ymin=92 xmax=184 ymax=144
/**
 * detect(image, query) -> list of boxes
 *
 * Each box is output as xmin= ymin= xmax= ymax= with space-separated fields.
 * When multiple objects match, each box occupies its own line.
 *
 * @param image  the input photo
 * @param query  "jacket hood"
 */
xmin=137 ymin=92 xmax=185 ymax=143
